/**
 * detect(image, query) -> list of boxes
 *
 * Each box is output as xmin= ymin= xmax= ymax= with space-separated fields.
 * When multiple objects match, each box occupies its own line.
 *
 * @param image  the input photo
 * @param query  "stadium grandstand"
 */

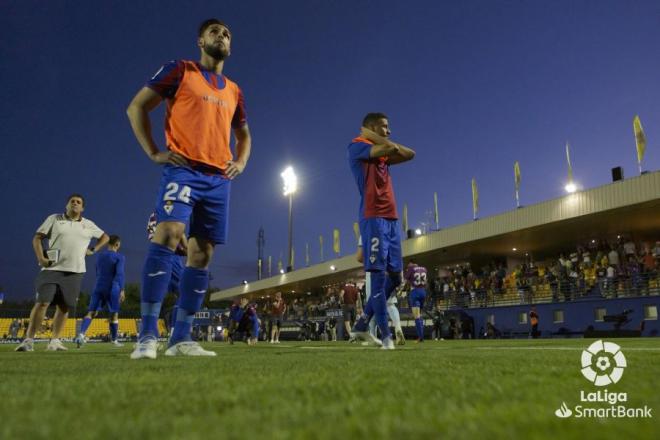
xmin=211 ymin=171 xmax=660 ymax=339
xmin=0 ymin=317 xmax=165 ymax=341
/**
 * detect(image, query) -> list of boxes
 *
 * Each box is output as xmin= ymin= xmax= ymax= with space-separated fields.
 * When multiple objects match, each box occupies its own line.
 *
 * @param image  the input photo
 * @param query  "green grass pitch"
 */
xmin=1 ymin=339 xmax=659 ymax=439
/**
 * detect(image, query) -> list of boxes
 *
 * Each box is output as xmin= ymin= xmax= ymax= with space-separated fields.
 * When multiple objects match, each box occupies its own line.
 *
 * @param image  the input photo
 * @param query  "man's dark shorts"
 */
xmin=34 ymin=270 xmax=84 ymax=308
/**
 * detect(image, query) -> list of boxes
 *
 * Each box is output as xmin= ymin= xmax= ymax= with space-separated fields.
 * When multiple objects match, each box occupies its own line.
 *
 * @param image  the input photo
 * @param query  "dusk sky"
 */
xmin=1 ymin=0 xmax=659 ymax=301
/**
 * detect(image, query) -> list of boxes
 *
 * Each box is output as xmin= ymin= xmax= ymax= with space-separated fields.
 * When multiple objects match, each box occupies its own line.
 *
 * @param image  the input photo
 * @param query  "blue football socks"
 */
xmin=80 ymin=317 xmax=92 ymax=335
xmin=139 ymin=243 xmax=174 ymax=340
xmin=170 ymin=267 xmax=208 ymax=345
xmin=109 ymin=321 xmax=119 ymax=341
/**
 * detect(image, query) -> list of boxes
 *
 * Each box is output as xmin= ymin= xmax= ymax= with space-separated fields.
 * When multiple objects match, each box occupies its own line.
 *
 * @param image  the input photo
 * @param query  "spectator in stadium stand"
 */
xmin=529 ymin=306 xmax=539 ymax=339
xmin=605 ymin=265 xmax=617 ymax=297
xmin=340 ymin=282 xmax=360 ymax=339
xmin=623 ymin=238 xmax=637 ymax=257
xmin=269 ymin=291 xmax=286 ymax=344
xmin=327 ymin=317 xmax=337 ymax=341
xmin=608 ymin=246 xmax=620 ymax=267
xmin=15 ymin=194 xmax=109 ymax=352
xmin=642 ymin=249 xmax=656 ymax=273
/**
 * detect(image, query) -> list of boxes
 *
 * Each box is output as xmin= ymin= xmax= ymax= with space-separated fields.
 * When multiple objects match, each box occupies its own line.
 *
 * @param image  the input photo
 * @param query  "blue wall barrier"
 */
xmin=462 ymin=295 xmax=659 ymax=338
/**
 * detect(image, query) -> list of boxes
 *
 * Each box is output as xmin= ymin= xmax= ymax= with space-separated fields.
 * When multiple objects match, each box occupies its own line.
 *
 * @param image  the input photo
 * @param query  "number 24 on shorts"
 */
xmin=163 ymin=183 xmax=192 ymax=204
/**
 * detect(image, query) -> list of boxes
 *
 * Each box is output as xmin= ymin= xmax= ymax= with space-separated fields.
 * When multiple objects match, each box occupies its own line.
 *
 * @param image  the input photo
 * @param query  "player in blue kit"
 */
xmin=76 ymin=235 xmax=125 ymax=347
xmin=404 ymin=260 xmax=428 ymax=342
xmin=228 ymin=297 xmax=259 ymax=345
xmin=127 ymin=18 xmax=252 ymax=359
xmin=348 ymin=113 xmax=415 ymax=350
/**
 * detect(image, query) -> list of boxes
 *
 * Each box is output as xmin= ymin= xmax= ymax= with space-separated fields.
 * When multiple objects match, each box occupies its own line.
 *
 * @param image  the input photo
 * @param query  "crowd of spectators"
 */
xmin=248 ymin=237 xmax=659 ymax=319
xmin=428 ymin=237 xmax=660 ymax=308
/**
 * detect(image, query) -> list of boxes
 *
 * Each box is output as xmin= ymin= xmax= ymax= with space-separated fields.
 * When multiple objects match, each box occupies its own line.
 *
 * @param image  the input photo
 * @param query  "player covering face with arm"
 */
xmin=347 ymin=113 xmax=415 ymax=350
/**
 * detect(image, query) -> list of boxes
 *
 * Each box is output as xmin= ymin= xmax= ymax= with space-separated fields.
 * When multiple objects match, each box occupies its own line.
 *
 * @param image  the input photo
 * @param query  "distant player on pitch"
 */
xmin=348 ymin=113 xmax=415 ymax=350
xmin=76 ymin=234 xmax=125 ymax=347
xmin=404 ymin=260 xmax=428 ymax=343
xmin=228 ymin=297 xmax=260 ymax=345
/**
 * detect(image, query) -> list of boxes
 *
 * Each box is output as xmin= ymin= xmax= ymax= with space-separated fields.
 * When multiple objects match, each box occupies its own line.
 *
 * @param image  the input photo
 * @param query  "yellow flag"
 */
xmin=471 ymin=178 xmax=479 ymax=219
xmin=433 ymin=192 xmax=439 ymax=229
xmin=268 ymin=255 xmax=272 ymax=276
xmin=353 ymin=222 xmax=360 ymax=244
xmin=514 ymin=161 xmax=521 ymax=191
xmin=402 ymin=203 xmax=409 ymax=233
xmin=565 ymin=142 xmax=573 ymax=182
xmin=333 ymin=229 xmax=340 ymax=254
xmin=305 ymin=243 xmax=310 ymax=267
xmin=319 ymin=235 xmax=324 ymax=261
xmin=633 ymin=115 xmax=646 ymax=167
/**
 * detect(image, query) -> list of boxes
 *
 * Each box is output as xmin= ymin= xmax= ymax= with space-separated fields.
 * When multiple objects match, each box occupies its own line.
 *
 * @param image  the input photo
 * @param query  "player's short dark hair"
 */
xmin=362 ymin=112 xmax=388 ymax=128
xmin=108 ymin=235 xmax=121 ymax=246
xmin=67 ymin=193 xmax=85 ymax=207
xmin=198 ymin=18 xmax=229 ymax=37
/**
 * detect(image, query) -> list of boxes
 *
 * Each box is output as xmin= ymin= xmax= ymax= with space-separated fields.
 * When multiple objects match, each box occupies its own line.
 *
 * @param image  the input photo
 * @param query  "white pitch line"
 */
xmin=475 ymin=346 xmax=660 ymax=351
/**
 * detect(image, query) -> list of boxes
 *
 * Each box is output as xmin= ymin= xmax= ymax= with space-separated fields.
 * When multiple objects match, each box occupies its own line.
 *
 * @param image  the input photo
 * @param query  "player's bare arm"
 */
xmin=126 ymin=87 xmax=189 ymax=167
xmin=225 ymin=124 xmax=252 ymax=179
xmin=361 ymin=127 xmax=415 ymax=164
xmin=32 ymin=233 xmax=50 ymax=267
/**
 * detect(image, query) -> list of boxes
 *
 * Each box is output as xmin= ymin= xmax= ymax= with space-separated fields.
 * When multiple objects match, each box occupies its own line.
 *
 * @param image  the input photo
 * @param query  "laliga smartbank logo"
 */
xmin=554 ymin=340 xmax=653 ymax=419
xmin=580 ymin=340 xmax=626 ymax=386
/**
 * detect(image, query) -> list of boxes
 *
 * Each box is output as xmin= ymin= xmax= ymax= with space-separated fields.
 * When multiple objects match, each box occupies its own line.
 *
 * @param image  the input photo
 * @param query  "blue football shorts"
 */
xmin=409 ymin=288 xmax=427 ymax=309
xmin=360 ymin=218 xmax=402 ymax=273
xmin=89 ymin=282 xmax=121 ymax=313
xmin=154 ymin=164 xmax=231 ymax=245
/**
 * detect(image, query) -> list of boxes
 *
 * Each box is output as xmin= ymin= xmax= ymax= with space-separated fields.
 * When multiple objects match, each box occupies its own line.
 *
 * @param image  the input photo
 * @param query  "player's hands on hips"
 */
xmin=37 ymin=256 xmax=51 ymax=268
xmin=120 ymin=291 xmax=125 ymax=303
xmin=248 ymin=337 xmax=257 ymax=346
xmin=150 ymin=151 xmax=190 ymax=167
xmin=225 ymin=160 xmax=246 ymax=179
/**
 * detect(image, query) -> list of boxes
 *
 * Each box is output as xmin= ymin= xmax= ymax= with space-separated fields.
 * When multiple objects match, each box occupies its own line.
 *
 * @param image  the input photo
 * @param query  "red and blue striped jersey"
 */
xmin=347 ymin=136 xmax=398 ymax=221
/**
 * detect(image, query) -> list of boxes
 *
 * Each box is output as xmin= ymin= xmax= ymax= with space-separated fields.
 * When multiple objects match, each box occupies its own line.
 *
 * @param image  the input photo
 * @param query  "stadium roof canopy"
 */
xmin=210 ymin=171 xmax=660 ymax=302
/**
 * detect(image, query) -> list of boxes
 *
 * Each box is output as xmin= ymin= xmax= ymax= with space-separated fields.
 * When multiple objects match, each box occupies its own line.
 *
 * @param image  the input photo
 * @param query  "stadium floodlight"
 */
xmin=242 ymin=280 xmax=248 ymax=285
xmin=512 ymin=248 xmax=517 ymax=252
xmin=414 ymin=228 xmax=422 ymax=236
xmin=281 ymin=166 xmax=298 ymax=273
xmin=279 ymin=268 xmax=285 ymax=274
xmin=281 ymin=166 xmax=298 ymax=196
xmin=565 ymin=182 xmax=577 ymax=193
xmin=330 ymin=265 xmax=336 ymax=271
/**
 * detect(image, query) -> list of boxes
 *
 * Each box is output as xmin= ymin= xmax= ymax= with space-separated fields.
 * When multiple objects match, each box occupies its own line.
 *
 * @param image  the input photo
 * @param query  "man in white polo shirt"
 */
xmin=16 ymin=194 xmax=108 ymax=352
